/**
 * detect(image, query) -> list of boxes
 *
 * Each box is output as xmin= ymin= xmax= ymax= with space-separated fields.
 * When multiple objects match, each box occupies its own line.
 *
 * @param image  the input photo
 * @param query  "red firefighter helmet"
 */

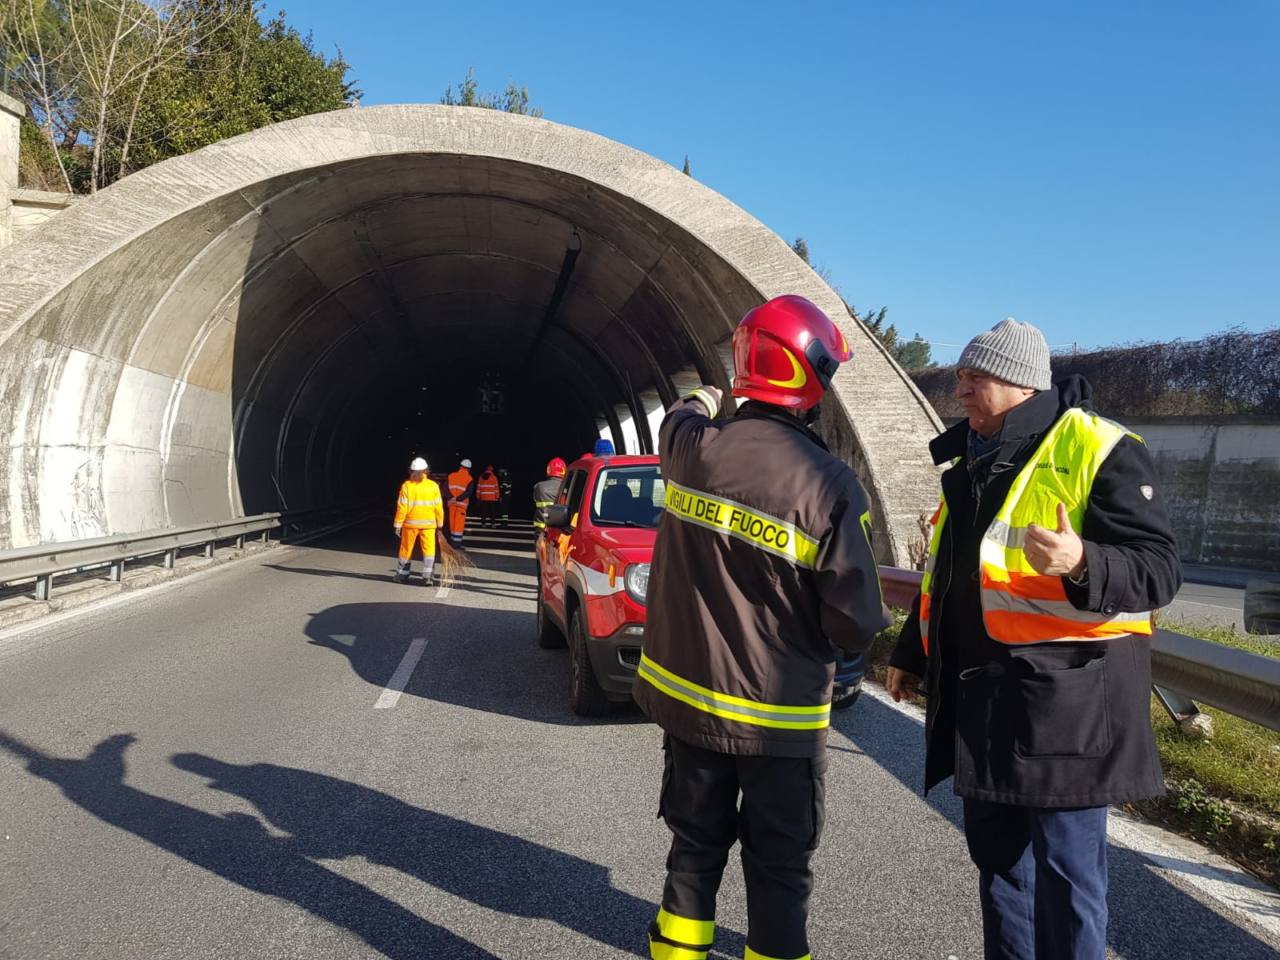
xmin=731 ymin=295 xmax=851 ymax=410
xmin=546 ymin=457 xmax=567 ymax=478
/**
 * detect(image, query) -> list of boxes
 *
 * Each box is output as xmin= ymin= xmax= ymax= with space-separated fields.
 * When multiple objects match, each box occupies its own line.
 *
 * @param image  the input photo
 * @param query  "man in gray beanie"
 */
xmin=888 ymin=318 xmax=1181 ymax=960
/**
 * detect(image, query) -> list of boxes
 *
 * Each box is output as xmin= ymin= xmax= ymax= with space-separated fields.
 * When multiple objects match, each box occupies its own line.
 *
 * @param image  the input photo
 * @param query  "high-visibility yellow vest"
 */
xmin=395 ymin=478 xmax=444 ymax=529
xmin=919 ymin=408 xmax=1153 ymax=651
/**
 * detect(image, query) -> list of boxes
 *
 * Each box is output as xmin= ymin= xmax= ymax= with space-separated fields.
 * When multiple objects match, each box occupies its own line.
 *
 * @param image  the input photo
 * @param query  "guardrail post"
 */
xmin=163 ymin=549 xmax=176 ymax=570
xmin=204 ymin=541 xmax=215 ymax=559
xmin=260 ymin=530 xmax=269 ymax=544
xmin=35 ymin=573 xmax=52 ymax=601
xmin=1153 ymin=684 xmax=1213 ymax=738
xmin=108 ymin=561 xmax=123 ymax=582
xmin=235 ymin=534 xmax=245 ymax=550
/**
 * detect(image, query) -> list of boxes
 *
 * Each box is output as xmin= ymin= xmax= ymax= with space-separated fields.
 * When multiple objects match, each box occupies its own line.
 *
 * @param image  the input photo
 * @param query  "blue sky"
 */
xmin=290 ymin=0 xmax=1277 ymax=363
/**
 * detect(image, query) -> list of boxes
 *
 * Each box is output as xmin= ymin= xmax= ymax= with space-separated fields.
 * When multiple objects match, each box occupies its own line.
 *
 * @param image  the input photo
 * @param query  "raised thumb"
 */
xmin=1056 ymin=502 xmax=1073 ymax=534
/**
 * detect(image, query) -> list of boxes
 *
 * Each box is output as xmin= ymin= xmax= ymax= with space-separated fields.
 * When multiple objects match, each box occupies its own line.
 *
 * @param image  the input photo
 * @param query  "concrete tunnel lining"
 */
xmin=0 ymin=104 xmax=942 ymax=563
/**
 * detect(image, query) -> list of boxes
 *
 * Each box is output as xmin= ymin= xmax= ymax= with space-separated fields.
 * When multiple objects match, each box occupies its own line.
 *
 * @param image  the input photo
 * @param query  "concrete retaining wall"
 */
xmin=1132 ymin=416 xmax=1280 ymax=571
xmin=1 ymin=91 xmax=21 ymax=249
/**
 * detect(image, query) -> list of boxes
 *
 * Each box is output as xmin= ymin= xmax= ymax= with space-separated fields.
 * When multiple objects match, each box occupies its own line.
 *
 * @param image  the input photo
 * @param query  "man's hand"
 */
xmin=393 ymin=525 xmax=402 ymax=538
xmin=1025 ymin=503 xmax=1086 ymax=578
xmin=885 ymin=666 xmax=922 ymax=703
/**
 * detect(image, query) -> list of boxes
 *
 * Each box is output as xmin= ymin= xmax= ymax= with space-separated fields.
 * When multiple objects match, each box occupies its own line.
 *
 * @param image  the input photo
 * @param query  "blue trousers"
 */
xmin=963 ymin=800 xmax=1109 ymax=960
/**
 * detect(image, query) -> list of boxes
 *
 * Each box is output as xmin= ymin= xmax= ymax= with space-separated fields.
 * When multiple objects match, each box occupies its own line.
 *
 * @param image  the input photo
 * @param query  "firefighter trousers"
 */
xmin=651 ymin=734 xmax=826 ymax=960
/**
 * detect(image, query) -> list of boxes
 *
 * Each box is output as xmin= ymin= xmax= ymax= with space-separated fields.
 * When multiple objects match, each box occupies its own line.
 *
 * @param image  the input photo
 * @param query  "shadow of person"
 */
xmin=0 ymin=731 xmax=499 ymax=960
xmin=169 ymin=752 xmax=731 ymax=957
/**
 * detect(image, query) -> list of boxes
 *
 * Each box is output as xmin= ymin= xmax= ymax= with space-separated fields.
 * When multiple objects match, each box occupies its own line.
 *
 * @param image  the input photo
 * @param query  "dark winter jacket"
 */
xmin=635 ymin=396 xmax=892 ymax=758
xmin=532 ymin=477 xmax=562 ymax=526
xmin=890 ymin=377 xmax=1182 ymax=806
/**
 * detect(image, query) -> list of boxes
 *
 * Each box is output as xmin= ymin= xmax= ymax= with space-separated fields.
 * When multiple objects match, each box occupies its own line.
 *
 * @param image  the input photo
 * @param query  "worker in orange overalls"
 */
xmin=446 ymin=458 xmax=475 ymax=547
xmin=393 ymin=457 xmax=444 ymax=585
xmin=476 ymin=464 xmax=501 ymax=528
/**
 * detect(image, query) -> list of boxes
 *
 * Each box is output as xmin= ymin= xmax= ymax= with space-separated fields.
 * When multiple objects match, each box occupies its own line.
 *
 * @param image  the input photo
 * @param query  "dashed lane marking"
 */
xmin=374 ymin=637 xmax=427 ymax=710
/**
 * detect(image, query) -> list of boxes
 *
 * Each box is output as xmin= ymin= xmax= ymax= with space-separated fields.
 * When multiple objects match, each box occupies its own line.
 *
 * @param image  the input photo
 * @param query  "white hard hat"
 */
xmin=461 ymin=458 xmax=473 ymax=468
xmin=409 ymin=457 xmax=428 ymax=471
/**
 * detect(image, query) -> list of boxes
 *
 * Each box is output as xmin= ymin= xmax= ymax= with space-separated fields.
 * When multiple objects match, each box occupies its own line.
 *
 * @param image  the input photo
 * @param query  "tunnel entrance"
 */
xmin=227 ymin=152 xmax=752 ymax=520
xmin=0 ymin=105 xmax=941 ymax=562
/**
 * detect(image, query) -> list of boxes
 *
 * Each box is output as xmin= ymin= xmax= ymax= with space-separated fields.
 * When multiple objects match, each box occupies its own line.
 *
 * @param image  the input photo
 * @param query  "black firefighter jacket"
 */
xmin=890 ymin=376 xmax=1183 ymax=807
xmin=634 ymin=397 xmax=893 ymax=758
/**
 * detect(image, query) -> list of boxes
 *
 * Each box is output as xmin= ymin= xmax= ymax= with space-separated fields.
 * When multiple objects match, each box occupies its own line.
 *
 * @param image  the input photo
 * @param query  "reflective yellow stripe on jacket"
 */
xmin=395 ymin=478 xmax=444 ymax=529
xmin=663 ymin=481 xmax=819 ymax=569
xmin=636 ymin=653 xmax=830 ymax=731
xmin=533 ymin=498 xmax=554 ymax=530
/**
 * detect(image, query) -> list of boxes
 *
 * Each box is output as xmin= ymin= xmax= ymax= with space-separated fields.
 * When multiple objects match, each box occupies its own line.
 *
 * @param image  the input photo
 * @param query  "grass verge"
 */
xmin=1134 ymin=618 xmax=1279 ymax=884
xmin=863 ymin=612 xmax=1280 ymax=886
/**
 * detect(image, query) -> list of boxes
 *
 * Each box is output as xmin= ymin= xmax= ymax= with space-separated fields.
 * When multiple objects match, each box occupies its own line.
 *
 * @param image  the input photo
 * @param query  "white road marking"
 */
xmin=860 ymin=682 xmax=1280 ymax=940
xmin=374 ymin=638 xmax=427 ymax=710
xmin=436 ymin=585 xmax=451 ymax=599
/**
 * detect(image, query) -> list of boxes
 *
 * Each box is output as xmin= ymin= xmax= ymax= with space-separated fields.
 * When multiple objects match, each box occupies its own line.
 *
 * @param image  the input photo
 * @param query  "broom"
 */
xmin=435 ymin=528 xmax=475 ymax=586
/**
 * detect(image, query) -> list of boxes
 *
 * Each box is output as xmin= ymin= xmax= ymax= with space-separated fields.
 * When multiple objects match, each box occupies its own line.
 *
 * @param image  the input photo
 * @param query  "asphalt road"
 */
xmin=1 ymin=521 xmax=1276 ymax=960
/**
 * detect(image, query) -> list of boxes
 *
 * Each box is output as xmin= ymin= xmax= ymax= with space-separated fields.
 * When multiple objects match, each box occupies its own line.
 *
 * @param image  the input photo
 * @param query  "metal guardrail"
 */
xmin=0 ymin=514 xmax=282 ymax=600
xmin=0 ymin=502 xmax=380 ymax=602
xmin=878 ymin=566 xmax=1280 ymax=733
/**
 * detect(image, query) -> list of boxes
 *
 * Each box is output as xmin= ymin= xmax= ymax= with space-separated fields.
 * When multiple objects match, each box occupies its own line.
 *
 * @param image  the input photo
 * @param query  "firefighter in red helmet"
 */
xmin=533 ymin=457 xmax=567 ymax=532
xmin=635 ymin=295 xmax=891 ymax=960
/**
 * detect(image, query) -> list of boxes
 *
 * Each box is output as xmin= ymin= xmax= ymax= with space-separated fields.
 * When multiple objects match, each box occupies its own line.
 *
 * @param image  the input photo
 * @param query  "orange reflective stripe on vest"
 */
xmin=919 ymin=409 xmax=1153 ymax=647
xmin=447 ymin=469 xmax=472 ymax=500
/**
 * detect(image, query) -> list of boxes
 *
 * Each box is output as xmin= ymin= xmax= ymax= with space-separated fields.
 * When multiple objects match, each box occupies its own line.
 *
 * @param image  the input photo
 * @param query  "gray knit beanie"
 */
xmin=957 ymin=318 xmax=1051 ymax=391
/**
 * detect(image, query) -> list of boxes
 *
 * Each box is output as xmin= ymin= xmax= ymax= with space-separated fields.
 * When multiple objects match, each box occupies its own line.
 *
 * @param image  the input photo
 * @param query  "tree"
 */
xmin=681 ymin=154 xmax=690 ymax=176
xmin=849 ymin=303 xmax=935 ymax=370
xmin=789 ymin=234 xmax=936 ymax=370
xmin=2 ymin=0 xmax=356 ymax=193
xmin=895 ymin=334 xmax=935 ymax=371
xmin=441 ymin=66 xmax=541 ymax=117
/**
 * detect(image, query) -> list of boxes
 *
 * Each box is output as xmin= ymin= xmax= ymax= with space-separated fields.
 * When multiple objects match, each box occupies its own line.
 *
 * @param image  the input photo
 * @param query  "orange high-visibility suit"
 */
xmin=394 ymin=477 xmax=444 ymax=573
xmin=476 ymin=467 xmax=501 ymax=527
xmin=446 ymin=466 xmax=474 ymax=542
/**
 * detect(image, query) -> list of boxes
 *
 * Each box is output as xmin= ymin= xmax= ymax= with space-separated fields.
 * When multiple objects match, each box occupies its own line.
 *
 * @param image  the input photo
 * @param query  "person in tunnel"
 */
xmin=393 ymin=457 xmax=444 ymax=585
xmin=446 ymin=458 xmax=475 ymax=547
xmin=476 ymin=465 xmax=502 ymax=528
xmin=498 ymin=467 xmax=513 ymax=527
xmin=635 ymin=295 xmax=892 ymax=960
xmin=533 ymin=457 xmax=567 ymax=533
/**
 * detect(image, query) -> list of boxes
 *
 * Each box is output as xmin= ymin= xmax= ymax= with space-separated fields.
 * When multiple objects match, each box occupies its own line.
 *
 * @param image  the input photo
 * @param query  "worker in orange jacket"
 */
xmin=446 ymin=458 xmax=475 ymax=547
xmin=393 ymin=457 xmax=444 ymax=584
xmin=476 ymin=464 xmax=501 ymax=528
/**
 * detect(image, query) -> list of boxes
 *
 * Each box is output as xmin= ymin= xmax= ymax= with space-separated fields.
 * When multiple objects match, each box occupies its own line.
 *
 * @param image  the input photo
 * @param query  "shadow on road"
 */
xmin=1 ymin=732 xmax=730 ymax=958
xmin=304 ymin=601 xmax=645 ymax=726
xmin=0 ymin=731 xmax=500 ymax=959
xmin=833 ymin=697 xmax=1279 ymax=959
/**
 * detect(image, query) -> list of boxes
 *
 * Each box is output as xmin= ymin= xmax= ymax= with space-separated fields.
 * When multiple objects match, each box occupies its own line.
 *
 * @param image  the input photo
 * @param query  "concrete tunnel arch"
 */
xmin=0 ymin=104 xmax=942 ymax=563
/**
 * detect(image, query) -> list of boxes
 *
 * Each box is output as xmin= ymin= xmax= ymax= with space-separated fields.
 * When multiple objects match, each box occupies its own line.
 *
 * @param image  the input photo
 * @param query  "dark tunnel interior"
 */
xmin=222 ymin=153 xmax=759 ymax=521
